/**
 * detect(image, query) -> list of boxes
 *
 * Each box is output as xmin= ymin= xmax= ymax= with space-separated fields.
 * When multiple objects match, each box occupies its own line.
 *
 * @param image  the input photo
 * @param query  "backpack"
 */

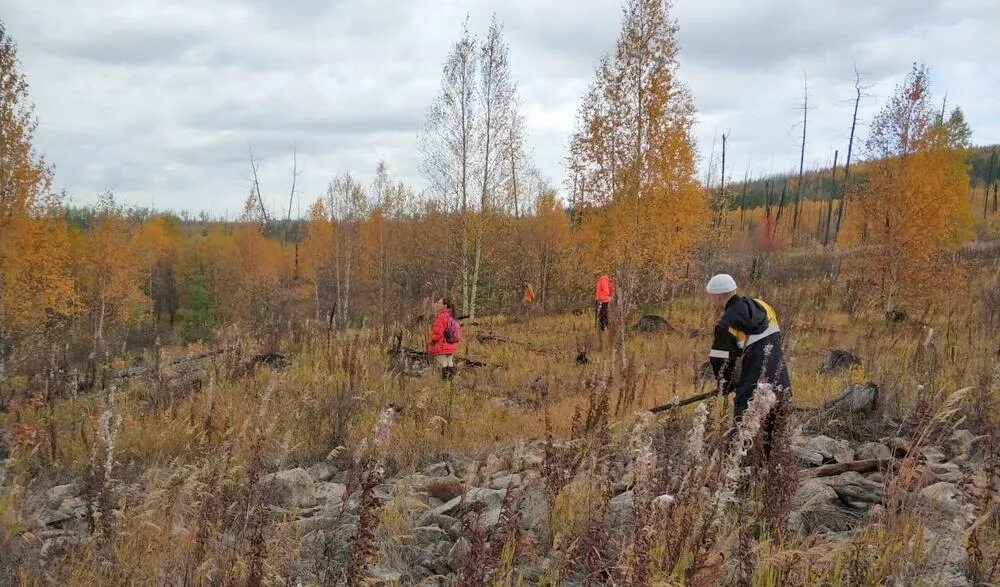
xmin=444 ymin=314 xmax=462 ymax=344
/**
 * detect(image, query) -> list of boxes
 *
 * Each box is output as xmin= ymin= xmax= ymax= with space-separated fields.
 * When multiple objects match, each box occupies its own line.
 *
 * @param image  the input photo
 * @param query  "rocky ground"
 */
xmin=5 ymin=416 xmax=991 ymax=586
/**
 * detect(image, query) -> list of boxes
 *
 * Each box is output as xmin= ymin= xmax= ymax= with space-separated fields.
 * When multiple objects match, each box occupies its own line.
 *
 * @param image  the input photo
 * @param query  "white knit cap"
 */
xmin=706 ymin=274 xmax=738 ymax=294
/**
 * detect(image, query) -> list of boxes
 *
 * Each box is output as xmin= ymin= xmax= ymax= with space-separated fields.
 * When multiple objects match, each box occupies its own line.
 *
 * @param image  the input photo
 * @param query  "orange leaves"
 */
xmin=11 ymin=422 xmax=37 ymax=453
xmin=568 ymin=0 xmax=707 ymax=294
xmin=300 ymin=199 xmax=334 ymax=289
xmin=76 ymin=198 xmax=147 ymax=337
xmin=132 ymin=215 xmax=181 ymax=267
xmin=842 ymin=64 xmax=973 ymax=309
xmin=0 ymin=214 xmax=77 ymax=334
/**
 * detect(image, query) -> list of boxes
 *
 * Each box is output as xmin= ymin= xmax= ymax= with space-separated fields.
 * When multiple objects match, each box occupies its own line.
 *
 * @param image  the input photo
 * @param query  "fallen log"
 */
xmin=395 ymin=346 xmax=503 ymax=370
xmin=475 ymin=333 xmax=551 ymax=354
xmin=800 ymin=458 xmax=894 ymax=479
xmin=109 ymin=348 xmax=230 ymax=381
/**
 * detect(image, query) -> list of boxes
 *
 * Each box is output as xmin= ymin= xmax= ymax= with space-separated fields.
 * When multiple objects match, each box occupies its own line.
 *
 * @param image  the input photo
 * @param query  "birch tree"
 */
xmin=569 ymin=0 xmax=707 ymax=317
xmin=845 ymin=64 xmax=972 ymax=311
xmin=326 ymin=173 xmax=369 ymax=329
xmin=420 ymin=18 xmax=525 ymax=318
xmin=0 ymin=21 xmax=63 ymax=380
xmin=420 ymin=22 xmax=477 ymax=315
xmin=469 ymin=16 xmax=518 ymax=318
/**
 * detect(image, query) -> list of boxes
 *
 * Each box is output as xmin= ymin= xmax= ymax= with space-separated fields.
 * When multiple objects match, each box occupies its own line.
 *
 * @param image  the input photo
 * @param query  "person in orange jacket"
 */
xmin=594 ymin=270 xmax=614 ymax=332
xmin=522 ymin=281 xmax=536 ymax=323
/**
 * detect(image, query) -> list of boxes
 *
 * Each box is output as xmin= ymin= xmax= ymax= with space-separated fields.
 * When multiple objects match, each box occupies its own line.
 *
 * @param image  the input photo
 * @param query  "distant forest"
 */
xmin=716 ymin=144 xmax=999 ymax=211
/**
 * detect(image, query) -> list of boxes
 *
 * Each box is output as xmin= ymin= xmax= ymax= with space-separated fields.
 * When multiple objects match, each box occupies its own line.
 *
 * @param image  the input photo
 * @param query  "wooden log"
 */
xmin=800 ymin=458 xmax=894 ymax=479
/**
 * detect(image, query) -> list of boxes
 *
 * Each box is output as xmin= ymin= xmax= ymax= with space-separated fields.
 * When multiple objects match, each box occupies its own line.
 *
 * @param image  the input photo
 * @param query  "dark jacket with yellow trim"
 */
xmin=709 ymin=295 xmax=791 ymax=415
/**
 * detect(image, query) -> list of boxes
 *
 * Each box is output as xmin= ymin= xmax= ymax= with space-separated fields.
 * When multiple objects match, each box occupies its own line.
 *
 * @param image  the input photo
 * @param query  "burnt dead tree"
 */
xmin=822 ymin=150 xmax=839 ymax=246
xmin=833 ymin=65 xmax=869 ymax=242
xmin=792 ymin=74 xmax=811 ymax=235
xmin=984 ymin=147 xmax=996 ymax=219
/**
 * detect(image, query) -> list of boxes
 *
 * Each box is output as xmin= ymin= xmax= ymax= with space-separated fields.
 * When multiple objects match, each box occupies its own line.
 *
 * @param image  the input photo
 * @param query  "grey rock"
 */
xmin=919 ymin=482 xmax=964 ymax=515
xmin=609 ymin=490 xmax=634 ymax=529
xmin=928 ymin=461 xmax=964 ymax=484
xmin=793 ymin=435 xmax=853 ymax=466
xmin=945 ymin=429 xmax=976 ymax=457
xmin=416 ymin=511 xmax=458 ymax=530
xmin=447 ymin=537 xmax=471 ymax=571
xmin=45 ymin=483 xmax=81 ymax=508
xmin=38 ymin=507 xmax=82 ymax=528
xmin=883 ymin=437 xmax=911 ymax=457
xmin=792 ymin=479 xmax=838 ymax=510
xmin=314 ymin=482 xmax=347 ymax=505
xmin=306 ymin=460 xmax=339 ymax=482
xmin=922 ymin=446 xmax=947 ymax=464
xmin=260 ymin=468 xmax=317 ymax=509
xmin=823 ymin=382 xmax=878 ymax=413
xmin=368 ymin=564 xmax=403 ymax=583
xmin=820 ymin=472 xmax=884 ymax=504
xmin=490 ymin=473 xmax=522 ymax=491
xmin=430 ymin=487 xmax=506 ymax=529
xmin=791 ymin=479 xmax=865 ymax=534
xmin=820 ymin=349 xmax=861 ymax=374
xmin=423 ymin=461 xmax=452 ymax=477
xmin=855 ymin=442 xmax=893 ymax=461
xmin=412 ymin=525 xmax=449 ymax=545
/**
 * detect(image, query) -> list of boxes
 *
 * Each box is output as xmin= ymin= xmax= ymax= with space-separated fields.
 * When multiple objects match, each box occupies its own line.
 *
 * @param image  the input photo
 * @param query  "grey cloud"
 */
xmin=187 ymin=106 xmax=422 ymax=137
xmin=50 ymin=27 xmax=211 ymax=66
xmin=4 ymin=0 xmax=998 ymax=214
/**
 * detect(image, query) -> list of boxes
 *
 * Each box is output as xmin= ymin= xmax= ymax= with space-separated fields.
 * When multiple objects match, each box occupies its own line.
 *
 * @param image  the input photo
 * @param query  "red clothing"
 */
xmin=427 ymin=308 xmax=458 ymax=355
xmin=595 ymin=274 xmax=614 ymax=303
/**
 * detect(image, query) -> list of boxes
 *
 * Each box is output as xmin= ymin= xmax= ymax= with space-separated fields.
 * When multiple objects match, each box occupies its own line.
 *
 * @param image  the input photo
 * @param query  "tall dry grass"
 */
xmin=2 ymin=260 xmax=999 ymax=584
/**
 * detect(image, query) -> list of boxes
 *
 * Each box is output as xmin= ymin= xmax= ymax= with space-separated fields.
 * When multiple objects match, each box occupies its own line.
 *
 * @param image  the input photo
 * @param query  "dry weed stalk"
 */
xmin=345 ymin=404 xmax=400 ymax=586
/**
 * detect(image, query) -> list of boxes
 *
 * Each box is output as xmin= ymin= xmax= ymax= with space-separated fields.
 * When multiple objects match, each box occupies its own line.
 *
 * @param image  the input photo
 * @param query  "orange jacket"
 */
xmin=595 ymin=274 xmax=613 ymax=303
xmin=523 ymin=285 xmax=536 ymax=304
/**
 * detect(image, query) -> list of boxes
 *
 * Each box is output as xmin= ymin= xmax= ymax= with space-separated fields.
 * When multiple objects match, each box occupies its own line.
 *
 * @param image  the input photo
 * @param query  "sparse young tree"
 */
xmin=420 ymin=21 xmax=478 ymax=314
xmin=569 ymin=0 xmax=708 ymax=320
xmin=0 ymin=21 xmax=72 ymax=379
xmin=845 ymin=64 xmax=973 ymax=311
xmin=300 ymin=199 xmax=335 ymax=322
xmin=420 ymin=18 xmax=526 ymax=319
xmin=78 ymin=193 xmax=145 ymax=355
xmin=326 ymin=173 xmax=369 ymax=329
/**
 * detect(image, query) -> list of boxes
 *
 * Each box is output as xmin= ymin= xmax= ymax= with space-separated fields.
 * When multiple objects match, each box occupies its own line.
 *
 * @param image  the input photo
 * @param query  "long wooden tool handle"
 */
xmin=649 ymin=390 xmax=718 ymax=413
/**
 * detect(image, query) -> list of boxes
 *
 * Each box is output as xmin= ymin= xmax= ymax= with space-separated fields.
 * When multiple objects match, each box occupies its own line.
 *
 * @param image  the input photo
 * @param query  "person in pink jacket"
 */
xmin=427 ymin=297 xmax=459 ymax=380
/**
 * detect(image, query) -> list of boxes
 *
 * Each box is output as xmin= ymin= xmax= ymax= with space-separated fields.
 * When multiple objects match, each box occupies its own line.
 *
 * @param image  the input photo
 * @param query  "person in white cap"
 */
xmin=706 ymin=274 xmax=791 ymax=423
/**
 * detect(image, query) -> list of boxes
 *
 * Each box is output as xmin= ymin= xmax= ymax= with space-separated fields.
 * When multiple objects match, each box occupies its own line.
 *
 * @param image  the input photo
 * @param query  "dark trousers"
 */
xmin=596 ymin=302 xmax=610 ymax=331
xmin=733 ymin=387 xmax=790 ymax=459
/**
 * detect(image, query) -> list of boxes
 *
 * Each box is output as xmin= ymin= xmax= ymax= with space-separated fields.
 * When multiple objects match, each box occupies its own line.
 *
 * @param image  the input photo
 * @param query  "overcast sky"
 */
xmin=6 ymin=0 xmax=999 ymax=216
